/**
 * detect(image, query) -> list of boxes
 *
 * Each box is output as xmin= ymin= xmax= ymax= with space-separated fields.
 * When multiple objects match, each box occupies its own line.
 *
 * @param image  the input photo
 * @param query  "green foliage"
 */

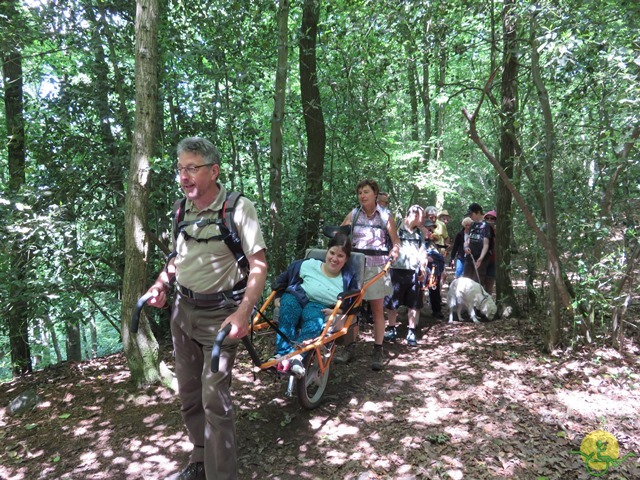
xmin=1 ymin=0 xmax=638 ymax=376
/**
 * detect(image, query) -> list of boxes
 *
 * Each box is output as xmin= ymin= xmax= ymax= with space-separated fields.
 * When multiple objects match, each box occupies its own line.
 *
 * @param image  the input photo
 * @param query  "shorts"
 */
xmin=384 ymin=269 xmax=423 ymax=310
xmin=486 ymin=259 xmax=496 ymax=279
xmin=362 ymin=264 xmax=393 ymax=301
xmin=463 ymin=255 xmax=489 ymax=283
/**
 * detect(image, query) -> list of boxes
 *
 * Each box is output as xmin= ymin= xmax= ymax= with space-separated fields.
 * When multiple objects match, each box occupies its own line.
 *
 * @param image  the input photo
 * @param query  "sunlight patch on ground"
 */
xmin=490 ymin=358 xmax=531 ymax=372
xmin=143 ymin=413 xmax=163 ymax=425
xmin=309 ymin=416 xmax=359 ymax=439
xmin=80 ymin=450 xmax=98 ymax=464
xmin=361 ymin=400 xmax=394 ymax=412
xmin=407 ymin=405 xmax=455 ymax=425
xmin=444 ymin=425 xmax=471 ymax=442
xmin=98 ymin=447 xmax=114 ymax=460
xmin=555 ymin=390 xmax=640 ymax=417
xmin=324 ymin=449 xmax=352 ymax=465
xmin=73 ymin=425 xmax=89 ymax=436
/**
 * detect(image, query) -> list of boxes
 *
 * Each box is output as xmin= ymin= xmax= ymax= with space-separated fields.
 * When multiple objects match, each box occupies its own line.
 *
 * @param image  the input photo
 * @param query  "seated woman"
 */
xmin=272 ymin=233 xmax=358 ymax=369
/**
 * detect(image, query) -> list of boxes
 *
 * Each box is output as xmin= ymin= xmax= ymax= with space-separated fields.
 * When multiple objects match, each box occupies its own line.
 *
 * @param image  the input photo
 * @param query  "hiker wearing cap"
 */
xmin=463 ymin=203 xmax=494 ymax=286
xmin=483 ymin=211 xmax=497 ymax=295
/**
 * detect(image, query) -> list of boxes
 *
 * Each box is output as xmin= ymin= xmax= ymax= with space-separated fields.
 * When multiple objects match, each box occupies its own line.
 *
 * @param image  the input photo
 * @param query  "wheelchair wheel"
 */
xmin=296 ymin=344 xmax=332 ymax=409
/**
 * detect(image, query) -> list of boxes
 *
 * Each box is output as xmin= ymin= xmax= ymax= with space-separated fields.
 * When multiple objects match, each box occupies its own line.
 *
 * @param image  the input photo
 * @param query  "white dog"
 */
xmin=447 ymin=277 xmax=497 ymax=323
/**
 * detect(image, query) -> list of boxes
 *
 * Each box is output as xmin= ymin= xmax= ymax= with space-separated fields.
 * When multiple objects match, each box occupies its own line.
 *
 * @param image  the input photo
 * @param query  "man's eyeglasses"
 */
xmin=175 ymin=163 xmax=214 ymax=176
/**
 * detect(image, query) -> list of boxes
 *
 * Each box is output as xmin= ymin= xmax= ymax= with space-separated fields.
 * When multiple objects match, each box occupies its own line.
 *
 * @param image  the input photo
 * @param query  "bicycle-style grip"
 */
xmin=211 ymin=324 xmax=233 ymax=373
xmin=131 ymin=292 xmax=155 ymax=333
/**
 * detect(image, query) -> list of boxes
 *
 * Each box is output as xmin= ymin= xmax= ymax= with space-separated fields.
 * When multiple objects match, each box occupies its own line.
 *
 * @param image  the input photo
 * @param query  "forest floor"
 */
xmin=2 ymin=297 xmax=640 ymax=480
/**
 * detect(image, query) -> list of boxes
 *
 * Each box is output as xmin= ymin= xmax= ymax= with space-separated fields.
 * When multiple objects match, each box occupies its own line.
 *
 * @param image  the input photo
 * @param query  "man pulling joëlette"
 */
xmin=145 ymin=137 xmax=268 ymax=480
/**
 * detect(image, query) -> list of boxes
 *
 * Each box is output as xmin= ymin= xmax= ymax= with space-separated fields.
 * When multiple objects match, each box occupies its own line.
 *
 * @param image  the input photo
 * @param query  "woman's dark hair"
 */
xmin=355 ymin=178 xmax=380 ymax=196
xmin=328 ymin=232 xmax=352 ymax=258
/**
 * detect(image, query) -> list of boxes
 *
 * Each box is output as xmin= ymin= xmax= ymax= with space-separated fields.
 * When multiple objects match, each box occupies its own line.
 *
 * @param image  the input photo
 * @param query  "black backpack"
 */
xmin=468 ymin=220 xmax=487 ymax=259
xmin=170 ymin=191 xmax=249 ymax=273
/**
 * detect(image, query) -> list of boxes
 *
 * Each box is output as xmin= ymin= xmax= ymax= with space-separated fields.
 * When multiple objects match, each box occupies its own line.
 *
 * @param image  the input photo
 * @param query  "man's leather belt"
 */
xmin=177 ymin=284 xmax=245 ymax=302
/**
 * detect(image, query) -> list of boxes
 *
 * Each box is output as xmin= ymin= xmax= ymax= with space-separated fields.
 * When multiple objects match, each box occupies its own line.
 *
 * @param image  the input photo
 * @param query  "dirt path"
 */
xmin=2 ymin=315 xmax=639 ymax=479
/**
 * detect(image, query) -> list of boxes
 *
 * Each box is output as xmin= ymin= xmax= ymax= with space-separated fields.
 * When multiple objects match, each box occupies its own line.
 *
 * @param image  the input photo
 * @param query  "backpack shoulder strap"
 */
xmin=220 ymin=191 xmax=250 ymax=272
xmin=222 ymin=191 xmax=243 ymax=233
xmin=172 ymin=198 xmax=187 ymax=245
xmin=349 ymin=207 xmax=361 ymax=241
xmin=380 ymin=207 xmax=390 ymax=227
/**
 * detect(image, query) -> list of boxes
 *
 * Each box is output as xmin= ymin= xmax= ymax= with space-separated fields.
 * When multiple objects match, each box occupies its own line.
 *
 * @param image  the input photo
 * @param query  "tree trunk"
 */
xmin=269 ymin=0 xmax=290 ymax=274
xmin=96 ymin=1 xmax=133 ymax=144
xmin=2 ymin=1 xmax=31 ymax=376
xmin=43 ymin=312 xmax=63 ymax=364
xmin=399 ymin=22 xmax=419 ymax=143
xmin=420 ymin=16 xmax=432 ymax=163
xmin=296 ymin=0 xmax=326 ymax=256
xmin=89 ymin=316 xmax=98 ymax=358
xmin=434 ymin=23 xmax=447 ymax=164
xmin=122 ymin=0 xmax=172 ymax=387
xmin=65 ymin=319 xmax=82 ymax=362
xmin=530 ymin=9 xmax=569 ymax=349
xmin=496 ymin=0 xmax=518 ymax=312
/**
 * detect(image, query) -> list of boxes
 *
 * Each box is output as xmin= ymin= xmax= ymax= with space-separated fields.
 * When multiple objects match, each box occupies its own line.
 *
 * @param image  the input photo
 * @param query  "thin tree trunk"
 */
xmin=96 ymin=2 xmax=133 ymax=144
xmin=420 ymin=16 xmax=432 ymax=163
xmin=531 ymin=8 xmax=571 ymax=349
xmin=122 ymin=0 xmax=172 ymax=387
xmin=89 ymin=316 xmax=98 ymax=358
xmin=269 ymin=0 xmax=290 ymax=274
xmin=434 ymin=24 xmax=447 ymax=164
xmin=593 ymin=125 xmax=640 ymax=259
xmin=44 ymin=314 xmax=63 ymax=364
xmin=296 ymin=0 xmax=326 ymax=256
xmin=496 ymin=0 xmax=518 ymax=312
xmin=37 ymin=319 xmax=52 ymax=366
xmin=2 ymin=1 xmax=31 ymax=376
xmin=400 ymin=22 xmax=419 ymax=143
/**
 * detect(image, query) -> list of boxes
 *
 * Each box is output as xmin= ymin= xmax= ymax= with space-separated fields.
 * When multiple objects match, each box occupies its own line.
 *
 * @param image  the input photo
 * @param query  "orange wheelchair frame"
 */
xmin=240 ymin=254 xmax=391 ymax=409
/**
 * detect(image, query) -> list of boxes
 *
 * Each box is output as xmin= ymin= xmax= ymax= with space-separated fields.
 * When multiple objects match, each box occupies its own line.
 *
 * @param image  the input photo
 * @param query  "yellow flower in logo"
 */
xmin=579 ymin=430 xmax=620 ymax=471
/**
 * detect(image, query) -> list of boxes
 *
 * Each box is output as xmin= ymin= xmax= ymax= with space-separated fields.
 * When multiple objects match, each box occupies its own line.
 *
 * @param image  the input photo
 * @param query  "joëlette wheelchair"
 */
xmin=131 ymin=227 xmax=391 ymax=409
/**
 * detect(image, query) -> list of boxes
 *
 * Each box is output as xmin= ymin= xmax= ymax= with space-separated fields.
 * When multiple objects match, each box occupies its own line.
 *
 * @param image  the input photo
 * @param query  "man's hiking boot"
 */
xmin=371 ymin=345 xmax=384 ymax=371
xmin=406 ymin=329 xmax=417 ymax=347
xmin=334 ymin=343 xmax=356 ymax=364
xmin=383 ymin=325 xmax=397 ymax=343
xmin=166 ymin=462 xmax=205 ymax=480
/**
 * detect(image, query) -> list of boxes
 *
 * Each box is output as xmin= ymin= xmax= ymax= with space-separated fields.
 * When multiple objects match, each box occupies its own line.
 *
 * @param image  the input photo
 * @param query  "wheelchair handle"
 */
xmin=131 ymin=292 xmax=155 ymax=333
xmin=211 ymin=323 xmax=232 ymax=373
